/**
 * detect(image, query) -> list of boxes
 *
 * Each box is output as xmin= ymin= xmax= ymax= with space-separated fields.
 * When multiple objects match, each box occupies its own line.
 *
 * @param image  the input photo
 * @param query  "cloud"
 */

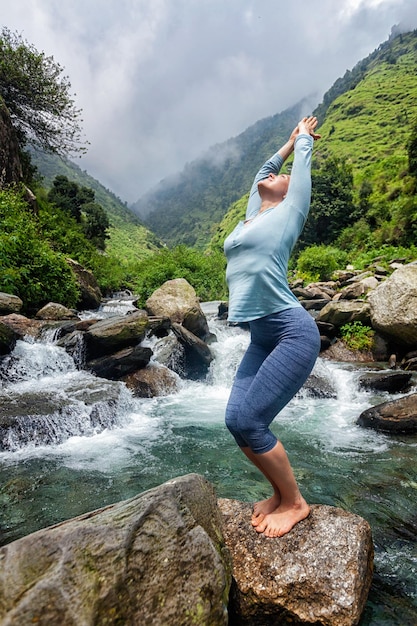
xmin=2 ymin=0 xmax=417 ymax=202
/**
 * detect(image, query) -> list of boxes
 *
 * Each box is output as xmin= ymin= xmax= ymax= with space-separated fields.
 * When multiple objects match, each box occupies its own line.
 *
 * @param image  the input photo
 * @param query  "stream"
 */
xmin=0 ymin=301 xmax=416 ymax=625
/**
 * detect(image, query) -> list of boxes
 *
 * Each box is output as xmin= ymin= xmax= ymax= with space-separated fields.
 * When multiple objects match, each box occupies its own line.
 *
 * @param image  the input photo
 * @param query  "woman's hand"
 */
xmin=298 ymin=116 xmax=321 ymax=140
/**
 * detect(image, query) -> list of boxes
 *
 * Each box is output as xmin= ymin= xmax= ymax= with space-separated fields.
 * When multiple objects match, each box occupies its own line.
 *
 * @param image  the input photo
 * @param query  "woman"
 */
xmin=224 ymin=116 xmax=321 ymax=538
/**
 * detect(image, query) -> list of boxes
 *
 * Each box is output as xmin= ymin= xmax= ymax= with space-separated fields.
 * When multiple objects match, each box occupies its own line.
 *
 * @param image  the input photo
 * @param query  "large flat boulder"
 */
xmin=368 ymin=264 xmax=417 ymax=347
xmin=219 ymin=499 xmax=373 ymax=626
xmin=0 ymin=474 xmax=232 ymax=626
xmin=357 ymin=393 xmax=417 ymax=434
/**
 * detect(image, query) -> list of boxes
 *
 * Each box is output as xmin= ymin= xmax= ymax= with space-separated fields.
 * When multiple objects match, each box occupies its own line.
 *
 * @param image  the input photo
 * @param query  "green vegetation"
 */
xmin=0 ymin=187 xmax=80 ymax=312
xmin=130 ymin=245 xmax=227 ymax=307
xmin=296 ymin=245 xmax=348 ymax=283
xmin=0 ymin=27 xmax=86 ymax=158
xmin=340 ymin=322 xmax=375 ymax=352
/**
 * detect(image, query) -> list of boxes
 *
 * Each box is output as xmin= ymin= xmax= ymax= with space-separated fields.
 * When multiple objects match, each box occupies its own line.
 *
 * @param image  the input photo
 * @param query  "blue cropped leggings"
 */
xmin=225 ymin=306 xmax=320 ymax=454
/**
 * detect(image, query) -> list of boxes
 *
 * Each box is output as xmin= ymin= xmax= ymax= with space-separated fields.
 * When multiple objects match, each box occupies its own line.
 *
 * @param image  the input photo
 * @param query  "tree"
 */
xmin=47 ymin=175 xmax=110 ymax=248
xmin=408 ymin=117 xmax=417 ymax=179
xmin=81 ymin=202 xmax=110 ymax=250
xmin=0 ymin=27 xmax=87 ymax=156
xmin=298 ymin=156 xmax=356 ymax=250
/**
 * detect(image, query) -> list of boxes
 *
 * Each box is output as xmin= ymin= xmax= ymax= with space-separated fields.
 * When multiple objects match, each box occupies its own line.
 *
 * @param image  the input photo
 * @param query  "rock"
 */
xmin=66 ymin=258 xmax=102 ymax=310
xmin=145 ymin=278 xmax=210 ymax=339
xmin=123 ymin=363 xmax=180 ymax=397
xmin=357 ymin=393 xmax=417 ymax=434
xmin=0 ymin=474 xmax=231 ymax=626
xmin=321 ymin=340 xmax=374 ymax=363
xmin=301 ymin=373 xmax=337 ymax=399
xmin=151 ymin=332 xmax=187 ymax=375
xmin=358 ymin=371 xmax=412 ymax=393
xmin=339 ymin=277 xmax=378 ymax=300
xmin=172 ymin=322 xmax=213 ymax=379
xmin=219 ymin=499 xmax=373 ymax=626
xmin=0 ymin=379 xmax=129 ymax=451
xmin=0 ymin=292 xmax=23 ymax=314
xmin=35 ymin=302 xmax=80 ymax=320
xmin=0 ymin=313 xmax=45 ymax=339
xmin=300 ymin=299 xmax=330 ymax=311
xmin=368 ymin=264 xmax=417 ymax=347
xmin=87 ymin=344 xmax=153 ymax=380
xmin=315 ymin=301 xmax=371 ymax=327
xmin=0 ymin=321 xmax=18 ymax=356
xmin=84 ymin=310 xmax=149 ymax=359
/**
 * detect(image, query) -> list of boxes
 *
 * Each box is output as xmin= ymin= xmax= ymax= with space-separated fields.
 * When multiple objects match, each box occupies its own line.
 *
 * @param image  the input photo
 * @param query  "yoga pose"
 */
xmin=224 ymin=116 xmax=321 ymax=538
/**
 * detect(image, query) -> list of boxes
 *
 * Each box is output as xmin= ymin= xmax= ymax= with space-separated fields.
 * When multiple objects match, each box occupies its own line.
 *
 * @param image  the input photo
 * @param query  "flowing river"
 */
xmin=0 ymin=301 xmax=416 ymax=625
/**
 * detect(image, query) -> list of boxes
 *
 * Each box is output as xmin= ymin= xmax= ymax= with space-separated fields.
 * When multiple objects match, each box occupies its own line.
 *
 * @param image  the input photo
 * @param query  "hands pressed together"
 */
xmin=290 ymin=116 xmax=321 ymax=142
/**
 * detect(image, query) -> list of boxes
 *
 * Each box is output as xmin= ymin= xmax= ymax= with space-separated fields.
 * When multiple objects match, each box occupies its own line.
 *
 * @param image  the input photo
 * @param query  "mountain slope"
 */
xmin=31 ymin=150 xmax=161 ymax=264
xmin=211 ymin=28 xmax=417 ymax=250
xmin=132 ymin=101 xmax=314 ymax=248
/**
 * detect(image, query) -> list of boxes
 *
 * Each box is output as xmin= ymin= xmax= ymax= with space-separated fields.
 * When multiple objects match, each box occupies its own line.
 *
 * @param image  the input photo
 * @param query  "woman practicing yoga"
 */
xmin=224 ymin=116 xmax=321 ymax=538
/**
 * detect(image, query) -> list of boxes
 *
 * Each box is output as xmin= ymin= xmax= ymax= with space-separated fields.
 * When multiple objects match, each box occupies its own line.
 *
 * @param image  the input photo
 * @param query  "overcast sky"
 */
xmin=2 ymin=0 xmax=417 ymax=203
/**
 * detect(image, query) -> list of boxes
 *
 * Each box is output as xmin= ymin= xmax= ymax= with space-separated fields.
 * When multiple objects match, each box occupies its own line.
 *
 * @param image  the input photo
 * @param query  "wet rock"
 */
xmin=172 ymin=322 xmax=213 ymax=380
xmin=219 ymin=499 xmax=373 ymax=626
xmin=84 ymin=310 xmax=149 ymax=359
xmin=87 ymin=344 xmax=153 ymax=380
xmin=0 ymin=378 xmax=129 ymax=451
xmin=357 ymin=393 xmax=417 ymax=434
xmin=0 ymin=313 xmax=47 ymax=339
xmin=0 ymin=321 xmax=18 ymax=356
xmin=66 ymin=258 xmax=102 ymax=310
xmin=301 ymin=373 xmax=337 ymax=399
xmin=123 ymin=363 xmax=180 ymax=397
xmin=0 ymin=474 xmax=231 ymax=626
xmin=358 ymin=371 xmax=412 ymax=393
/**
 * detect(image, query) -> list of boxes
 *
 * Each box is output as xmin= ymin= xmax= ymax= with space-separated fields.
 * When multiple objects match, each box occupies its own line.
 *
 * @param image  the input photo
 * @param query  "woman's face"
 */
xmin=258 ymin=173 xmax=290 ymax=201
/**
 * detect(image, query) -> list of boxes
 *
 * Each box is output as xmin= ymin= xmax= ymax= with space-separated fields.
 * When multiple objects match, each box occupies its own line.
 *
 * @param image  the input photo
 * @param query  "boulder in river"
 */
xmin=357 ymin=393 xmax=417 ymax=434
xmin=219 ymin=499 xmax=373 ymax=626
xmin=357 ymin=371 xmax=412 ymax=393
xmin=0 ymin=292 xmax=23 ymax=315
xmin=368 ymin=264 xmax=417 ymax=347
xmin=0 ymin=474 xmax=231 ymax=626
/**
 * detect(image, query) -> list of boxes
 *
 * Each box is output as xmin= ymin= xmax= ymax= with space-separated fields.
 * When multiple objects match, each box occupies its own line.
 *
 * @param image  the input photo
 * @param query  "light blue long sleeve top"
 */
xmin=224 ymin=133 xmax=313 ymax=322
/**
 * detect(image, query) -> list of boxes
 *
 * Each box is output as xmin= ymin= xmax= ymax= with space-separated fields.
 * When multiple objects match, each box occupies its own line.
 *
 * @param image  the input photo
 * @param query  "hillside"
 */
xmin=31 ymin=150 xmax=162 ymax=264
xmin=132 ymin=102 xmax=312 ymax=248
xmin=210 ymin=27 xmax=417 ymax=252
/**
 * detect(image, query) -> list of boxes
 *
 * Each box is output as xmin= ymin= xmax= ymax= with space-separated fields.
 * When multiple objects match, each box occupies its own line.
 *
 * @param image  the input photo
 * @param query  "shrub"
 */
xmin=0 ymin=187 xmax=79 ymax=312
xmin=296 ymin=245 xmax=348 ymax=283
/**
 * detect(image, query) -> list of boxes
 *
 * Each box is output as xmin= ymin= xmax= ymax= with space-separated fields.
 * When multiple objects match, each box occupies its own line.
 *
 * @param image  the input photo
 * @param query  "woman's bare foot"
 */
xmin=251 ymin=492 xmax=281 ymax=527
xmin=254 ymin=497 xmax=310 ymax=538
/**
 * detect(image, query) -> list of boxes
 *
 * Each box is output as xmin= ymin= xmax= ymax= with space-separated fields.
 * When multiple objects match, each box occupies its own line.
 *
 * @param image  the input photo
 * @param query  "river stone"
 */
xmin=145 ymin=279 xmax=209 ymax=337
xmin=0 ymin=313 xmax=45 ymax=338
xmin=315 ymin=300 xmax=371 ymax=327
xmin=358 ymin=371 xmax=412 ymax=393
xmin=86 ymin=344 xmax=153 ymax=380
xmin=35 ymin=302 xmax=80 ymax=320
xmin=0 ymin=292 xmax=23 ymax=314
xmin=368 ymin=264 xmax=417 ymax=347
xmin=123 ymin=363 xmax=180 ymax=397
xmin=357 ymin=393 xmax=417 ymax=434
xmin=219 ymin=499 xmax=373 ymax=626
xmin=172 ymin=322 xmax=213 ymax=379
xmin=0 ymin=380 xmax=128 ymax=451
xmin=0 ymin=474 xmax=232 ymax=626
xmin=0 ymin=321 xmax=18 ymax=356
xmin=66 ymin=258 xmax=102 ymax=310
xmin=84 ymin=310 xmax=149 ymax=359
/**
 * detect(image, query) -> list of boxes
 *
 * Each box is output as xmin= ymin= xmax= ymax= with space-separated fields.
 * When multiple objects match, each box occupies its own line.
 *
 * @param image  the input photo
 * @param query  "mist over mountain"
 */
xmin=131 ymin=27 xmax=417 ymax=251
